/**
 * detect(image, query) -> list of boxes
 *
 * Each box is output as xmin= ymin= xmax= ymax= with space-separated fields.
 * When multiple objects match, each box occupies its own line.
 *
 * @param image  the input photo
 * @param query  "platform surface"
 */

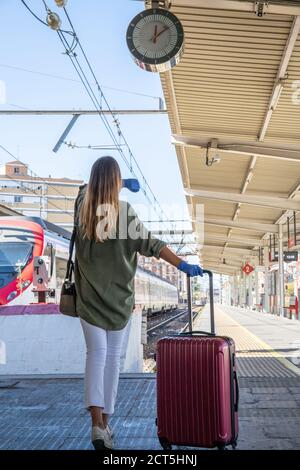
xmin=1 ymin=305 xmax=300 ymax=450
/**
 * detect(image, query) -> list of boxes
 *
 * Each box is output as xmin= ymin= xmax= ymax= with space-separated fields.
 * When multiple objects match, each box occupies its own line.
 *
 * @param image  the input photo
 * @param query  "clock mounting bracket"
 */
xmin=145 ymin=0 xmax=171 ymax=10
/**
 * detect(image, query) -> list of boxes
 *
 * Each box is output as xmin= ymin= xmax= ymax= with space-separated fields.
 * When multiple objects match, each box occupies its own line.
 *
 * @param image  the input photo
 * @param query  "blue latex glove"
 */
xmin=177 ymin=261 xmax=203 ymax=277
xmin=122 ymin=178 xmax=140 ymax=193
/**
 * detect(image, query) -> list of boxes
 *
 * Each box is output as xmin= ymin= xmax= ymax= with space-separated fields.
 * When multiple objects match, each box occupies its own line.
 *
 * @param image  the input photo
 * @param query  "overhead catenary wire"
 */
xmin=20 ymin=0 xmax=72 ymax=35
xmin=19 ymin=0 xmax=196 ymax=253
xmin=59 ymin=5 xmax=179 ymax=244
xmin=56 ymin=30 xmax=142 ymax=181
xmin=19 ymin=1 xmax=170 ymax=229
xmin=63 ymin=142 xmax=126 ymax=150
xmin=19 ymin=1 xmax=172 ymax=239
xmin=0 ymin=64 xmax=163 ymax=101
xmin=20 ymin=0 xmax=48 ymax=27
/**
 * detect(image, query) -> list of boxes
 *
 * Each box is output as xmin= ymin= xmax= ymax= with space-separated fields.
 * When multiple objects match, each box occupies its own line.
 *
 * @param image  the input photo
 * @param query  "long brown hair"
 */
xmin=79 ymin=156 xmax=122 ymax=242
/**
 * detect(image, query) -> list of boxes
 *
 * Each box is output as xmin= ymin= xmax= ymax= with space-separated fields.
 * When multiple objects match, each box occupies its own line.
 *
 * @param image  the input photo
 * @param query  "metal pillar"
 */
xmin=243 ymin=272 xmax=247 ymax=307
xmin=235 ymin=275 xmax=239 ymax=306
xmin=230 ymin=276 xmax=234 ymax=305
xmin=248 ymin=272 xmax=253 ymax=308
xmin=278 ymin=224 xmax=285 ymax=317
xmin=220 ymin=274 xmax=223 ymax=304
xmin=263 ymin=243 xmax=270 ymax=313
xmin=238 ymin=275 xmax=243 ymax=306
xmin=254 ymin=268 xmax=259 ymax=306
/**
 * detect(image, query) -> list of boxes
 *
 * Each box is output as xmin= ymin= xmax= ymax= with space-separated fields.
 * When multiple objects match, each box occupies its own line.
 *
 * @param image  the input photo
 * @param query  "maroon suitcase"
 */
xmin=156 ymin=270 xmax=239 ymax=450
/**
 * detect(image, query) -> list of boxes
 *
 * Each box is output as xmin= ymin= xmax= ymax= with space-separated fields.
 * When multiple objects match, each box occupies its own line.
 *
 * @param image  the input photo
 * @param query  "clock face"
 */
xmin=126 ymin=8 xmax=184 ymax=73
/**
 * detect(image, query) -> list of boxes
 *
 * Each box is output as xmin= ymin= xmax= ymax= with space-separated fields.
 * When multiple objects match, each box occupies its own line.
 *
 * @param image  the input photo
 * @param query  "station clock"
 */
xmin=126 ymin=8 xmax=184 ymax=73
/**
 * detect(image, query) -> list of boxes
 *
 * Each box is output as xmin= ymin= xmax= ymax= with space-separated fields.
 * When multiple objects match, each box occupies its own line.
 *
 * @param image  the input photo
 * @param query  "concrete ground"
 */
xmin=0 ymin=304 xmax=300 ymax=450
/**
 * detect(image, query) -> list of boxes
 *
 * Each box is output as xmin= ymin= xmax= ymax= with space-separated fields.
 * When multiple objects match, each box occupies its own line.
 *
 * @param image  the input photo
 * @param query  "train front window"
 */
xmin=0 ymin=242 xmax=33 ymax=288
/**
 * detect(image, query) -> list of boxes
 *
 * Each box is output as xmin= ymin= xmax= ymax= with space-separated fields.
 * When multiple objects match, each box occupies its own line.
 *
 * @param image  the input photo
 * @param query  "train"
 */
xmin=0 ymin=216 xmax=178 ymax=312
xmin=195 ymin=297 xmax=207 ymax=307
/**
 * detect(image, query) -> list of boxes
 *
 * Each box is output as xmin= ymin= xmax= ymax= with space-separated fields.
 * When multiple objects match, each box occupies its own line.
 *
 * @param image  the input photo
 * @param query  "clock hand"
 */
xmin=151 ymin=25 xmax=169 ymax=43
xmin=152 ymin=24 xmax=158 ymax=44
xmin=153 ymin=26 xmax=169 ymax=42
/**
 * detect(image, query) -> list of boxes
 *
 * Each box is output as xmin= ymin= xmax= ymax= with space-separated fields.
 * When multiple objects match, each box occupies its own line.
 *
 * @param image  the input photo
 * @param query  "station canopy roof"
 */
xmin=158 ymin=0 xmax=300 ymax=275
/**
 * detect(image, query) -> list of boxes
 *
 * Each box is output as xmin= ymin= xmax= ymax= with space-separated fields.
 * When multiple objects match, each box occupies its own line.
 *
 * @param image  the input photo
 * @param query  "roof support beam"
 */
xmin=226 ymin=155 xmax=257 ymax=251
xmin=169 ymin=0 xmax=300 ymax=16
xmin=202 ymin=268 xmax=239 ymax=276
xmin=163 ymin=73 xmax=190 ymax=189
xmin=202 ymin=264 xmax=238 ymax=275
xmin=202 ymin=258 xmax=239 ymax=268
xmin=259 ymin=16 xmax=300 ymax=141
xmin=204 ymin=217 xmax=278 ymax=234
xmin=271 ymin=181 xmax=300 ymax=229
xmin=201 ymin=252 xmax=249 ymax=261
xmin=203 ymin=234 xmax=263 ymax=247
xmin=186 ymin=188 xmax=300 ymax=211
xmin=163 ymin=70 xmax=197 ymax=237
xmin=202 ymin=256 xmax=242 ymax=267
xmin=202 ymin=245 xmax=258 ymax=254
xmin=172 ymin=135 xmax=300 ymax=163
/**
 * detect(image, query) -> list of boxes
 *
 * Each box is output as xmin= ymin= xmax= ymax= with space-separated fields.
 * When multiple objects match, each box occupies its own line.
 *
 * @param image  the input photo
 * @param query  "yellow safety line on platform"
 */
xmin=194 ymin=305 xmax=300 ymax=377
xmin=216 ymin=307 xmax=300 ymax=375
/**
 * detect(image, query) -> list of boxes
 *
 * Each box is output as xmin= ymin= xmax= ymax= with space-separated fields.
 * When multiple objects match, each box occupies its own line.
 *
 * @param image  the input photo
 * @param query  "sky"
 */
xmin=0 ymin=0 xmax=190 ymax=226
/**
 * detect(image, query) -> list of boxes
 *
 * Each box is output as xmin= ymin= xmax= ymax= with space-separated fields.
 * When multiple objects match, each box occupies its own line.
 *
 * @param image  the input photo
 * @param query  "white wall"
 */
xmin=0 ymin=312 xmax=143 ymax=376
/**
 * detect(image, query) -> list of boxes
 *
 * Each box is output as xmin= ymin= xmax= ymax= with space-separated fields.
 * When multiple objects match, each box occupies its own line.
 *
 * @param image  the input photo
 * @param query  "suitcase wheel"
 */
xmin=232 ymin=439 xmax=238 ymax=450
xmin=159 ymin=438 xmax=172 ymax=451
xmin=216 ymin=444 xmax=227 ymax=451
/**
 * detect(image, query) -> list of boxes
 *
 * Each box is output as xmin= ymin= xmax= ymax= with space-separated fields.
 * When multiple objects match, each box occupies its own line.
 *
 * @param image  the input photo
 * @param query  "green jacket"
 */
xmin=74 ymin=185 xmax=167 ymax=330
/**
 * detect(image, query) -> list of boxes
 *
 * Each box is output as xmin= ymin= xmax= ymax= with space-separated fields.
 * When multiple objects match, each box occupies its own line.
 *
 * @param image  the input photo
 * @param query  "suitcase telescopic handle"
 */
xmin=186 ymin=269 xmax=215 ymax=335
xmin=234 ymin=371 xmax=239 ymax=412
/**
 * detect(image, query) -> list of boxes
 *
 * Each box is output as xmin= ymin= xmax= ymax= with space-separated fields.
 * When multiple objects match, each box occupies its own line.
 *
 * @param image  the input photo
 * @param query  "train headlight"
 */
xmin=23 ymin=280 xmax=31 ymax=288
xmin=7 ymin=291 xmax=17 ymax=301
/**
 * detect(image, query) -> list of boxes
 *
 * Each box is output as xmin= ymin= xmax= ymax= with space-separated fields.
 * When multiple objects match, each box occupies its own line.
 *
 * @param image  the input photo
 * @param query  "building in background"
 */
xmin=0 ymin=160 xmax=83 ymax=231
xmin=139 ymin=255 xmax=179 ymax=288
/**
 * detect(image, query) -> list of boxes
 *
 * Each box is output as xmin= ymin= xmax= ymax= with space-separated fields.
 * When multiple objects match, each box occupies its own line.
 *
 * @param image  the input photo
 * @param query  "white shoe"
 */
xmin=106 ymin=424 xmax=114 ymax=439
xmin=92 ymin=426 xmax=113 ymax=450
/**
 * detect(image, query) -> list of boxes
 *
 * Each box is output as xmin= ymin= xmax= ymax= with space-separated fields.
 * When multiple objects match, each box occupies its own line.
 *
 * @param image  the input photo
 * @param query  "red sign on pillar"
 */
xmin=242 ymin=263 xmax=254 ymax=275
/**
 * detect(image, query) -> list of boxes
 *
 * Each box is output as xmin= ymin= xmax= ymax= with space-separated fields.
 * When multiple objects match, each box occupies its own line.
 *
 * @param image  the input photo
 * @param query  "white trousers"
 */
xmin=80 ymin=318 xmax=129 ymax=415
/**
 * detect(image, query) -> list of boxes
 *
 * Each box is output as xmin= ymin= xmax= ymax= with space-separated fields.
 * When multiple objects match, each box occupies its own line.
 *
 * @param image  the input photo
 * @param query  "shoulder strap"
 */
xmin=65 ymin=184 xmax=84 ymax=281
xmin=69 ymin=226 xmax=76 ymax=259
xmin=65 ymin=226 xmax=76 ymax=281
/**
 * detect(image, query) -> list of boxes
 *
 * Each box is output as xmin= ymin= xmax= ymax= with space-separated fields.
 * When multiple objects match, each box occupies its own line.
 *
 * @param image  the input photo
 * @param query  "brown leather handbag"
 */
xmin=59 ymin=227 xmax=78 ymax=317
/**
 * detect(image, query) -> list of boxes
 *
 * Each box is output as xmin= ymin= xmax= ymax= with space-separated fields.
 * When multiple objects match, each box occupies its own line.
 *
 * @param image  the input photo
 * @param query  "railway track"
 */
xmin=144 ymin=307 xmax=203 ymax=371
xmin=147 ymin=309 xmax=189 ymax=334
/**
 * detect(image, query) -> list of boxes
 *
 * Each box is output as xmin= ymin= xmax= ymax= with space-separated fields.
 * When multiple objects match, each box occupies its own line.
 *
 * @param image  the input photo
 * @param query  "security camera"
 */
xmin=206 ymin=154 xmax=221 ymax=167
xmin=212 ymin=154 xmax=221 ymax=164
